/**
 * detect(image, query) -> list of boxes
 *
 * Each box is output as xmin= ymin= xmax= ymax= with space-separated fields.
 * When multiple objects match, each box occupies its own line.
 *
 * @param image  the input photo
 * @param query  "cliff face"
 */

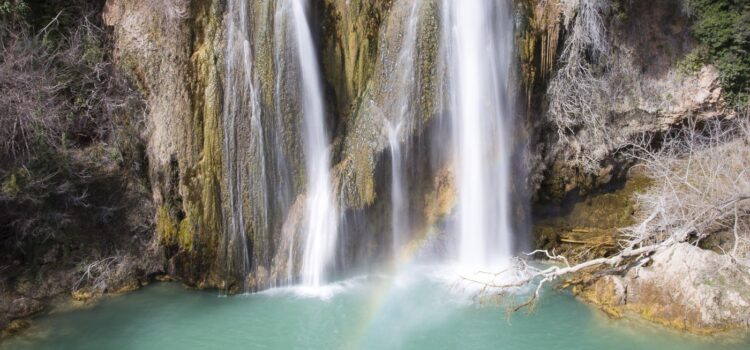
xmin=103 ymin=0 xmax=226 ymax=288
xmin=522 ymin=0 xmax=732 ymax=203
xmin=523 ymin=0 xmax=748 ymax=333
xmin=101 ymin=0 xmax=733 ymax=279
xmin=101 ymin=0 xmax=443 ymax=289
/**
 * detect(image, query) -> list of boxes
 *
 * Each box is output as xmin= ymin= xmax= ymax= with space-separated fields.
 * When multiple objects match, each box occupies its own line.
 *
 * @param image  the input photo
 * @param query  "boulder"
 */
xmin=580 ymin=243 xmax=750 ymax=333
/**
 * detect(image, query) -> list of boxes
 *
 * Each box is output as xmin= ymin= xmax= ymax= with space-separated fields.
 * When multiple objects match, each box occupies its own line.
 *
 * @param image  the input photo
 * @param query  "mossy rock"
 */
xmin=3 ymin=319 xmax=30 ymax=336
xmin=534 ymin=175 xmax=653 ymax=262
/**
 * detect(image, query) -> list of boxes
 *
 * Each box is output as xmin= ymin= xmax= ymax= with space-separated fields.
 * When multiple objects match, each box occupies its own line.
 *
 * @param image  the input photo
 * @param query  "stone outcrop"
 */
xmin=578 ymin=243 xmax=750 ymax=333
xmin=526 ymin=0 xmax=733 ymax=203
xmin=534 ymin=173 xmax=652 ymax=264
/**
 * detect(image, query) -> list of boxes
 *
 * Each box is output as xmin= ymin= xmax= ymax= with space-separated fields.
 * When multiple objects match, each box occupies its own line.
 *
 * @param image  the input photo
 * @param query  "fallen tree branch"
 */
xmin=467 ymin=117 xmax=750 ymax=312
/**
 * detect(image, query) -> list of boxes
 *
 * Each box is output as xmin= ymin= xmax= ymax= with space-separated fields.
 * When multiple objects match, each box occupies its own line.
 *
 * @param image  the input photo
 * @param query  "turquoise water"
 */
xmin=3 ymin=268 xmax=747 ymax=350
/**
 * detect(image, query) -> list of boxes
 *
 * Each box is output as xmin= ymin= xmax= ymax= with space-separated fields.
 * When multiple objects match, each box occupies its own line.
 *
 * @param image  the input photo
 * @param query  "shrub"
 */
xmin=624 ymin=114 xmax=750 ymax=270
xmin=676 ymin=46 xmax=709 ymax=76
xmin=688 ymin=0 xmax=750 ymax=106
xmin=0 ymin=0 xmax=28 ymax=20
xmin=0 ymin=1 xmax=146 ymax=249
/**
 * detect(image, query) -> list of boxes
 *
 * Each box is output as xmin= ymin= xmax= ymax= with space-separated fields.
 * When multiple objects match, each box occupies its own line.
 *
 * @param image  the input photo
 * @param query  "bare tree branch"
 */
xmin=468 ymin=116 xmax=750 ymax=311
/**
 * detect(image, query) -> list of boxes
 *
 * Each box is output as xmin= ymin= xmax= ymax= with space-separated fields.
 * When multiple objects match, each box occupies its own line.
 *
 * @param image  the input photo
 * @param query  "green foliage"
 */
xmin=0 ymin=0 xmax=28 ymax=18
xmin=612 ymin=0 xmax=630 ymax=23
xmin=0 ymin=171 xmax=24 ymax=198
xmin=689 ymin=0 xmax=750 ymax=106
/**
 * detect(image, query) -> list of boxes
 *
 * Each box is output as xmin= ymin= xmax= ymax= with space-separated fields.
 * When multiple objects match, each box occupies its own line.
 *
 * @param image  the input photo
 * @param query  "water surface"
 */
xmin=3 ymin=269 xmax=747 ymax=350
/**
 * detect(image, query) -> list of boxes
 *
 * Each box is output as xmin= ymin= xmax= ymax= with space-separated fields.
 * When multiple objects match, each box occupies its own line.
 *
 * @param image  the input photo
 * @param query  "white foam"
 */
xmin=261 ymin=275 xmax=373 ymax=300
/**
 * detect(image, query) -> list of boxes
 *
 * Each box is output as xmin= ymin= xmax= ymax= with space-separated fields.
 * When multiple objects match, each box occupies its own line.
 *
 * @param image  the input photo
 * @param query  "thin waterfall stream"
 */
xmin=220 ymin=0 xmax=341 ymax=289
xmin=221 ymin=0 xmax=258 ymax=291
xmin=387 ymin=121 xmax=406 ymax=258
xmin=287 ymin=0 xmax=339 ymax=287
xmin=385 ymin=0 xmax=421 ymax=263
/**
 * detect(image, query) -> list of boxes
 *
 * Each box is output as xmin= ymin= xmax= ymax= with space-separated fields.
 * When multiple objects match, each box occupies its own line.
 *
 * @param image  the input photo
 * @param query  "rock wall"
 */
xmin=103 ymin=0 xmax=225 ymax=287
xmin=524 ymin=0 xmax=747 ymax=333
xmin=522 ymin=0 xmax=733 ymax=203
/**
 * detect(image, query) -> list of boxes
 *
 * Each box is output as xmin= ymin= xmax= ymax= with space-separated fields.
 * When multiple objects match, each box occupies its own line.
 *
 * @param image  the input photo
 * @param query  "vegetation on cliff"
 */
xmin=0 ymin=0 xmax=159 ymax=332
xmin=1 ymin=0 xmax=147 ymax=246
xmin=686 ymin=0 xmax=750 ymax=106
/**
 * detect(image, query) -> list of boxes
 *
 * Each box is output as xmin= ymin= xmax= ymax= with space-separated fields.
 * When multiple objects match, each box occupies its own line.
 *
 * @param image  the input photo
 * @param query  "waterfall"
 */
xmin=384 ymin=0 xmax=420 ymax=261
xmin=286 ymin=0 xmax=339 ymax=287
xmin=387 ymin=121 xmax=406 ymax=258
xmin=442 ymin=0 xmax=515 ymax=268
xmin=221 ymin=0 xmax=258 ymax=290
xmin=223 ymin=0 xmax=309 ymax=290
xmin=219 ymin=0 xmax=515 ymax=288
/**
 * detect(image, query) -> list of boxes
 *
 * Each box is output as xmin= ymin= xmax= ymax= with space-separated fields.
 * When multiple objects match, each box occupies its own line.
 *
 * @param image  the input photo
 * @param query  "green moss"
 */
xmin=534 ymin=175 xmax=653 ymax=263
xmin=567 ymin=175 xmax=652 ymax=229
xmin=177 ymin=212 xmax=195 ymax=252
xmin=677 ymin=46 xmax=709 ymax=76
xmin=416 ymin=0 xmax=440 ymax=124
xmin=1 ymin=170 xmax=27 ymax=199
xmin=156 ymin=205 xmax=178 ymax=244
xmin=156 ymin=203 xmax=195 ymax=252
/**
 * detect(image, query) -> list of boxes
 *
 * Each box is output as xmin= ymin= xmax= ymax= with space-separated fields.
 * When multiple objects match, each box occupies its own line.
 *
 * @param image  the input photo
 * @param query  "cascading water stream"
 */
xmin=387 ymin=121 xmax=406 ymax=257
xmin=219 ymin=0 xmax=514 ymax=289
xmin=287 ymin=0 xmax=339 ymax=287
xmin=384 ymin=0 xmax=420 ymax=262
xmin=221 ymin=0 xmax=259 ymax=291
xmin=442 ymin=0 xmax=514 ymax=268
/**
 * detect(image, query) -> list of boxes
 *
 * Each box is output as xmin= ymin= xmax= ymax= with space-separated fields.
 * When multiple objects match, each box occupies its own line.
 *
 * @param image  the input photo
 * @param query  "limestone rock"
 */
xmin=532 ymin=0 xmax=733 ymax=202
xmin=581 ymin=243 xmax=750 ymax=333
xmin=104 ymin=0 xmax=225 ymax=286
